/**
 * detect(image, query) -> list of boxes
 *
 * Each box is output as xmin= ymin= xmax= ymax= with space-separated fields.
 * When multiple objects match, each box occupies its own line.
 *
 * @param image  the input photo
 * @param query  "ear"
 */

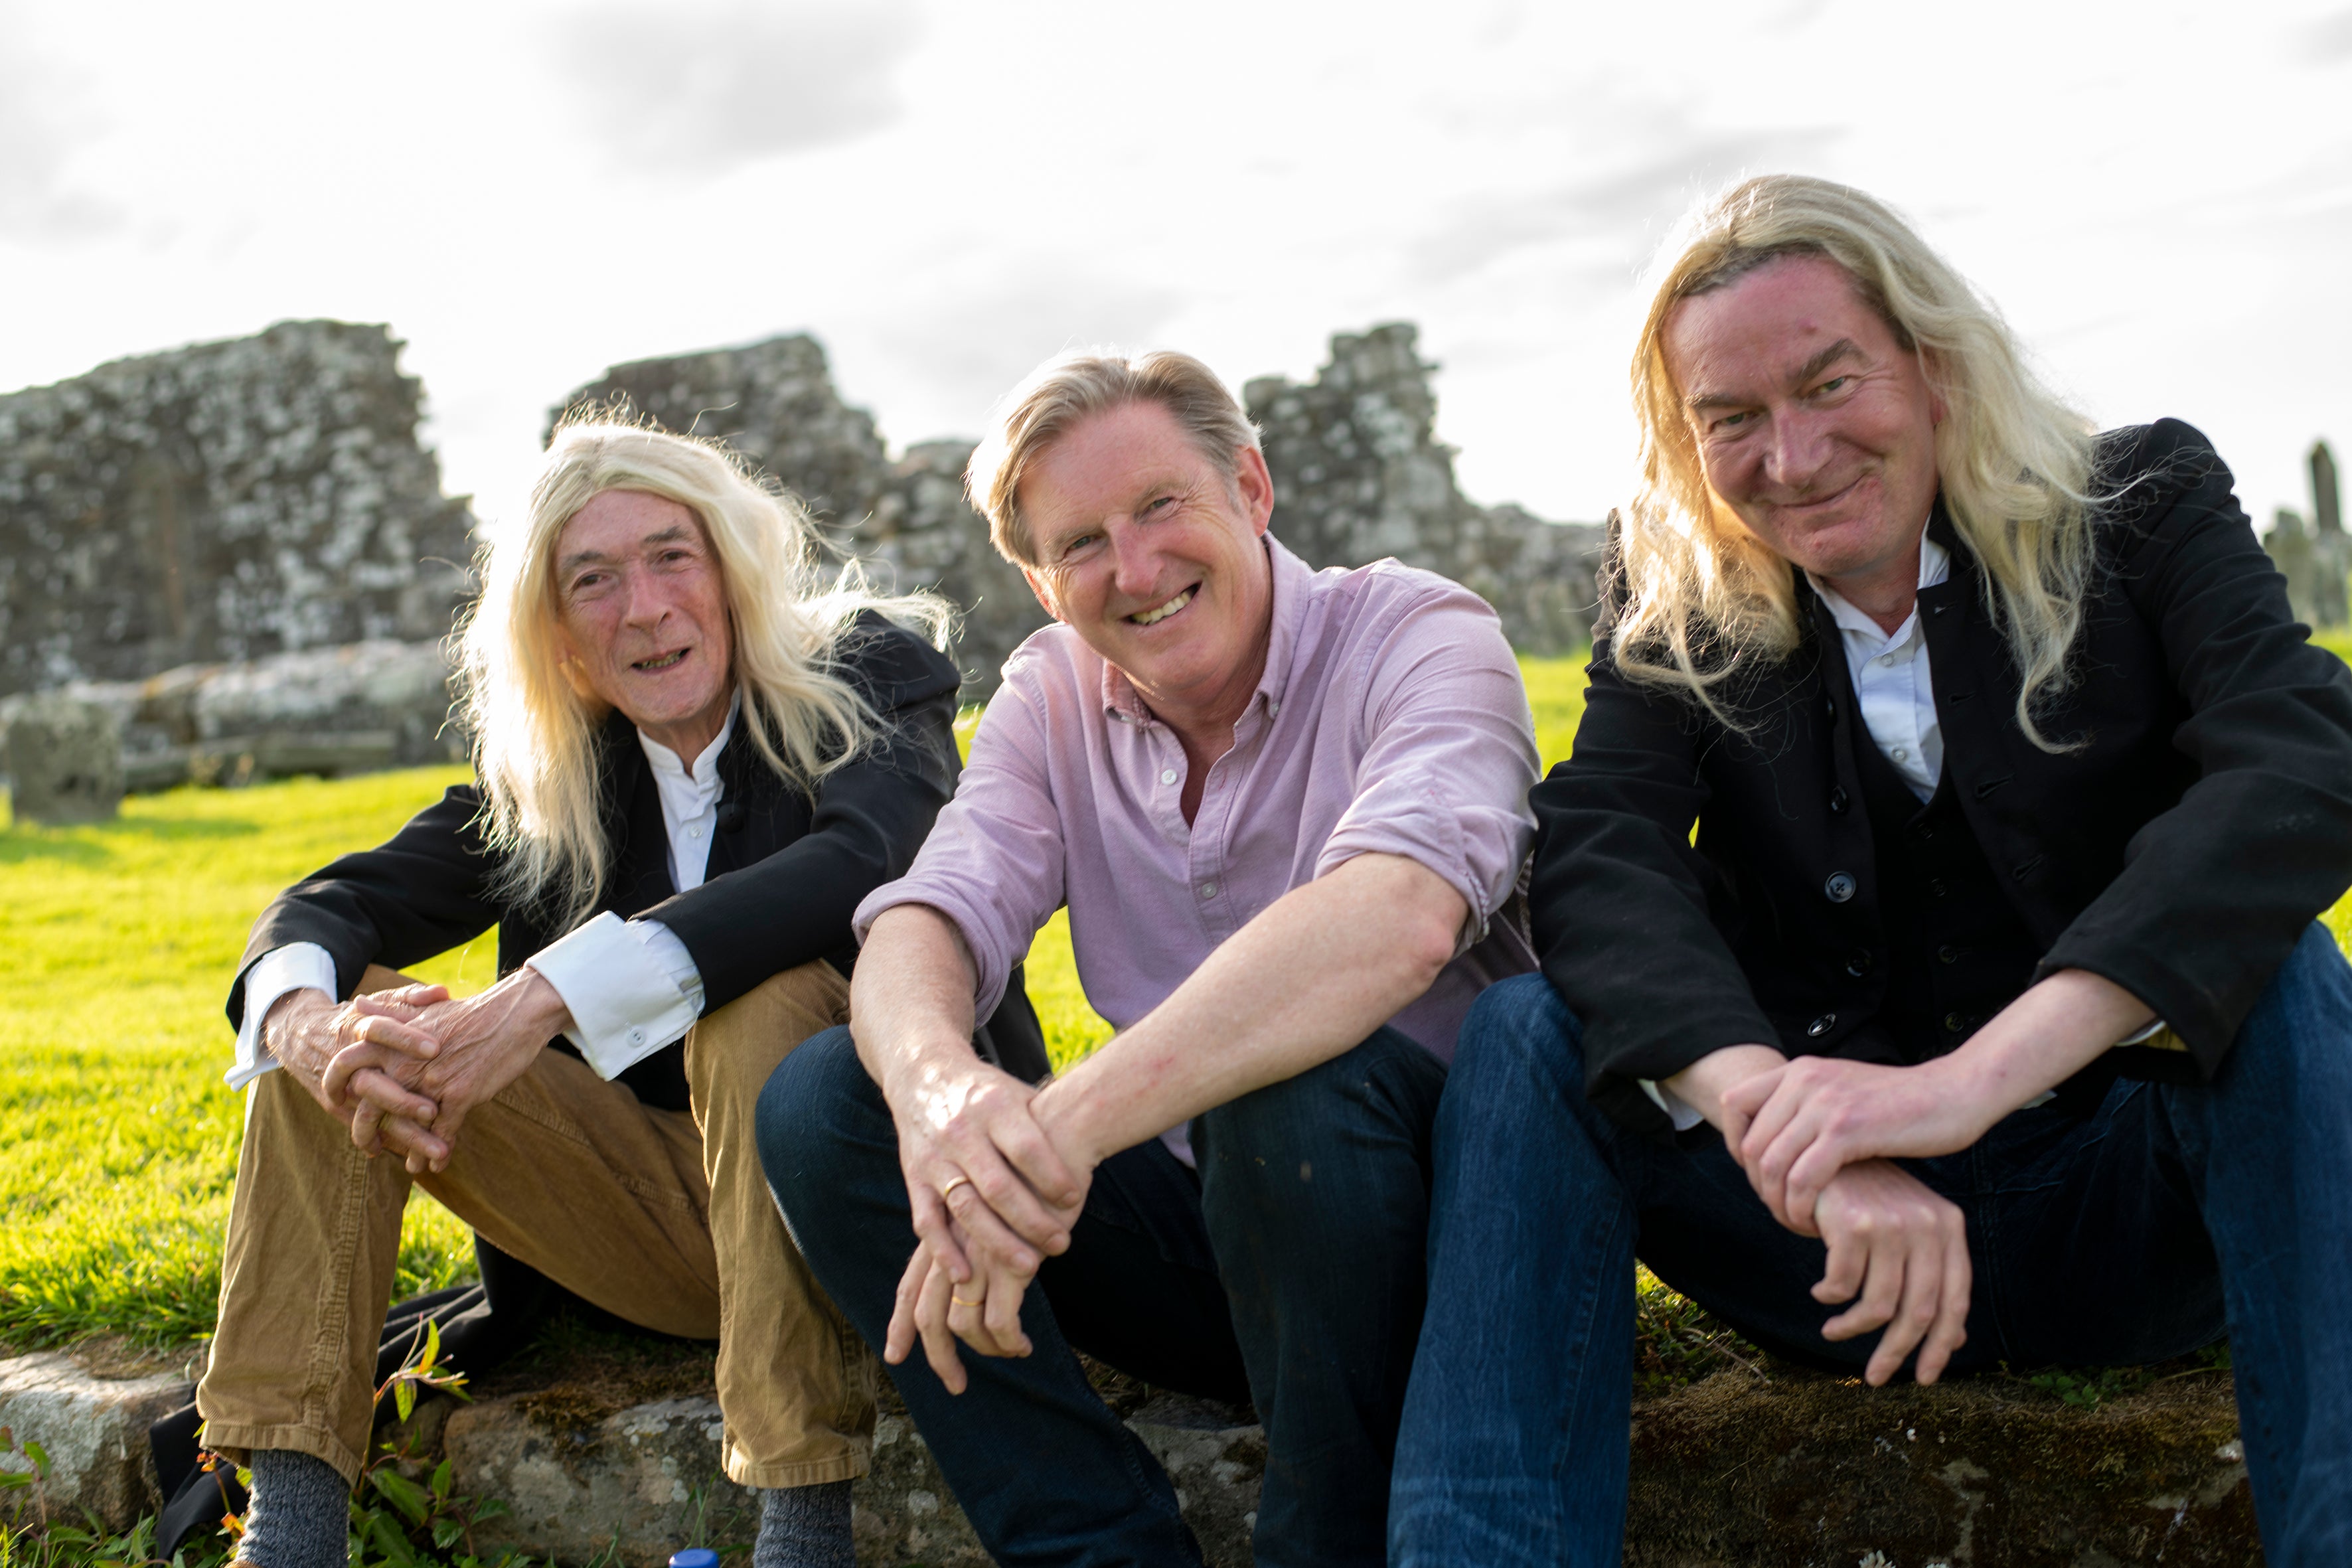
xmin=1233 ymin=445 xmax=1275 ymax=538
xmin=1021 ymin=566 xmax=1067 ymax=625
xmin=1919 ymin=349 xmax=1950 ymax=428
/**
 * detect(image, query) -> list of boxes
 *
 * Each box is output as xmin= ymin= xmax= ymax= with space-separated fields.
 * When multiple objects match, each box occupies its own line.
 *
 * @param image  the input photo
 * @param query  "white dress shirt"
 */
xmin=228 ymin=697 xmax=736 ymax=1089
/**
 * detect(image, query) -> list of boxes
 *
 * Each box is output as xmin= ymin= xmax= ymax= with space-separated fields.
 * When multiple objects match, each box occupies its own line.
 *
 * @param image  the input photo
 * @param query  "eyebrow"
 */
xmin=558 ymin=524 xmax=694 ymax=576
xmin=1684 ymin=337 xmax=1863 ymax=412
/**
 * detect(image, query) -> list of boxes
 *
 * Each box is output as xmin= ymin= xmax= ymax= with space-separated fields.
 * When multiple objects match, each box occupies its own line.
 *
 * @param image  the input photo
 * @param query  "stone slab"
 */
xmin=442 ymin=1355 xmax=2256 ymax=1567
xmin=0 ymin=1352 xmax=193 ymax=1531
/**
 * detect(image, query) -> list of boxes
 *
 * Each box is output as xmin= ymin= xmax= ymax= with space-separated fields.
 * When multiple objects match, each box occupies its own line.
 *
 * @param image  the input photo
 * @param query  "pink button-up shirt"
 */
xmin=855 ymin=537 xmax=1539 ymax=1150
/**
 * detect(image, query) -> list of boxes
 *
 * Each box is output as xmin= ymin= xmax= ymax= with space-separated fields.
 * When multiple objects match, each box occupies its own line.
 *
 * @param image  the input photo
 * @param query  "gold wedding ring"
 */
xmin=951 ymin=1294 xmax=983 ymax=1308
xmin=939 ymin=1174 xmax=974 ymax=1202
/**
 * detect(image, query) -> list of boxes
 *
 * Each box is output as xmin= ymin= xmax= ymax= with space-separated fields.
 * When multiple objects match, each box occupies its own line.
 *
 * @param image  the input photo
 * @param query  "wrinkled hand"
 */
xmin=876 ymin=1050 xmax=1087 ymax=1388
xmin=1810 ymin=1158 xmax=1972 ymax=1385
xmin=262 ymin=982 xmax=451 ymax=1131
xmin=1720 ymin=1055 xmax=1997 ymax=1233
xmin=323 ymin=969 xmax=570 ymax=1174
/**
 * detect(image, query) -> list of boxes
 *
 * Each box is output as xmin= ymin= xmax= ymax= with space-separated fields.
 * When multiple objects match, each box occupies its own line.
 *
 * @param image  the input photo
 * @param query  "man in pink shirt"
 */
xmin=759 ymin=349 xmax=1537 ymax=1565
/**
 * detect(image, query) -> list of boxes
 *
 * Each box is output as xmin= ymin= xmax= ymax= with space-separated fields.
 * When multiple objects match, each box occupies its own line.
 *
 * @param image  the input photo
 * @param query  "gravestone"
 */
xmin=3 ymin=694 xmax=122 ymax=823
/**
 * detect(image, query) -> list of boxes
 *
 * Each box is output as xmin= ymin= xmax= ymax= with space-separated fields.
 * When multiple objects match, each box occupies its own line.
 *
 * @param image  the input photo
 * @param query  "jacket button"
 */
xmin=1845 ymin=949 xmax=1871 ymax=977
xmin=1824 ymin=872 xmax=1856 ymax=903
xmin=1928 ymin=878 xmax=1948 ymax=898
xmin=1807 ymin=1013 xmax=1836 ymax=1037
xmin=1824 ymin=696 xmax=1839 ymax=722
xmin=1938 ymin=945 xmax=1960 ymax=965
xmin=1943 ymin=1012 xmax=1966 ymax=1033
xmin=1828 ymin=787 xmax=1850 ymax=815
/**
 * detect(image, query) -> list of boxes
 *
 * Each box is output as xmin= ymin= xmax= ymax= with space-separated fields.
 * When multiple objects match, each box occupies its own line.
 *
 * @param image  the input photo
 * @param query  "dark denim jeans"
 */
xmin=758 ymin=1026 xmax=1446 ymax=1568
xmin=1391 ymin=924 xmax=2352 ymax=1567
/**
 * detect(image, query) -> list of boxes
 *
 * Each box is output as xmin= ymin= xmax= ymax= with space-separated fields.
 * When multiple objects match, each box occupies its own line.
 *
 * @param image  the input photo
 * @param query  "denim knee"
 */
xmin=1450 ymin=974 xmax=1588 ymax=1099
xmin=754 ymin=1025 xmax=875 ymax=1219
xmin=1199 ymin=1028 xmax=1440 ymax=1149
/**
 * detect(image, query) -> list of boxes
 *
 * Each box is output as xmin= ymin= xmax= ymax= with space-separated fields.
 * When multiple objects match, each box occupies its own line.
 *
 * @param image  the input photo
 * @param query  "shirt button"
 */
xmin=1824 ymin=872 xmax=1856 ymax=903
xmin=689 ymin=826 xmax=703 ymax=838
xmin=1268 ymin=700 xmax=1281 ymax=716
xmin=1200 ymin=882 xmax=1217 ymax=898
xmin=1160 ymin=768 xmax=1178 ymax=785
xmin=1807 ymin=1013 xmax=1837 ymax=1037
xmin=1878 ymin=654 xmax=1895 ymax=666
xmin=629 ymin=1028 xmax=646 ymax=1046
xmin=1893 ymin=747 xmax=1909 ymax=763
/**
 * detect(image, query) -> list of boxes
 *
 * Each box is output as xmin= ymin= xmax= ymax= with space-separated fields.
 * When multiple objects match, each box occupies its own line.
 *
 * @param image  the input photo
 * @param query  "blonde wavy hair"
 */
xmin=1617 ymin=174 xmax=2101 ymax=748
xmin=455 ymin=417 xmax=953 ymax=929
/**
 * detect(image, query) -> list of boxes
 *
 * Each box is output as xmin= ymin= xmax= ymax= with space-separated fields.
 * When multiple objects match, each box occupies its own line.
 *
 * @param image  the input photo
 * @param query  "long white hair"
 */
xmin=1616 ymin=175 xmax=2102 ymax=748
xmin=454 ymin=417 xmax=953 ymax=928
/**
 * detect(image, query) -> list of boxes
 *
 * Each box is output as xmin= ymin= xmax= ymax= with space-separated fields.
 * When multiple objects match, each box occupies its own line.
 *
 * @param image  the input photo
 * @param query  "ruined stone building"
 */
xmin=556 ymin=323 xmax=1605 ymax=697
xmin=3 ymin=318 xmax=1603 ymax=801
xmin=2265 ymin=439 xmax=2349 ymax=629
xmin=0 ymin=321 xmax=473 ymax=697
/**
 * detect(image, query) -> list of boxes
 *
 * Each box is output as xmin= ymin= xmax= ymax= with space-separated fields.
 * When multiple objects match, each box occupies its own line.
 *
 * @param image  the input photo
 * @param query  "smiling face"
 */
xmin=1662 ymin=252 xmax=1944 ymax=613
xmin=551 ymin=488 xmax=736 ymax=762
xmin=1018 ymin=399 xmax=1276 ymax=738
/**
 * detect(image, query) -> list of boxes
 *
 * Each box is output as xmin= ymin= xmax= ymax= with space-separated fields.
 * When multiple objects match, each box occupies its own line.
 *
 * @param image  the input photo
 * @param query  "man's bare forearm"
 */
xmin=1032 ymin=853 xmax=1464 ymax=1166
xmin=852 ymin=905 xmax=986 ymax=1098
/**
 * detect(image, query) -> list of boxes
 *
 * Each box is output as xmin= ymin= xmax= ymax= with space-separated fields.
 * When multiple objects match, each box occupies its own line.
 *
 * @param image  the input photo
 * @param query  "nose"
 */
xmin=619 ymin=563 xmax=669 ymax=629
xmin=1107 ymin=516 xmax=1160 ymax=601
xmin=1761 ymin=406 xmax=1835 ymax=495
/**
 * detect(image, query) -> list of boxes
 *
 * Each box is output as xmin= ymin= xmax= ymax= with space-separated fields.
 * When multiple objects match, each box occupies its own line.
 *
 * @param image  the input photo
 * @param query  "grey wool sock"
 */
xmin=239 ymin=1449 xmax=351 ymax=1568
xmin=755 ymin=1480 xmax=854 ymax=1568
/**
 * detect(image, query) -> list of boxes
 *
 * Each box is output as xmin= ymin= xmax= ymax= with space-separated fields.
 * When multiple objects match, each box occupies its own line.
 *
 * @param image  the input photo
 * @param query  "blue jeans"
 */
xmin=758 ymin=1026 xmax=1447 ymax=1568
xmin=1390 ymin=925 xmax=2352 ymax=1567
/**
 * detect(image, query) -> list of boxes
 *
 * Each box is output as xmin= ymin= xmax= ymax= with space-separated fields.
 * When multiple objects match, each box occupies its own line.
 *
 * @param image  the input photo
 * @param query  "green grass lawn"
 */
xmin=0 ymin=641 xmax=2340 ymax=1354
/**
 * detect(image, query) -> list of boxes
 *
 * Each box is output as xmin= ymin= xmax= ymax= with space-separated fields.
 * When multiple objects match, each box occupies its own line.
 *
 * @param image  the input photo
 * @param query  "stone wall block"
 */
xmin=443 ymin=1395 xmax=758 ymax=1568
xmin=0 ymin=1352 xmax=193 ymax=1531
xmin=3 ymin=695 xmax=123 ymax=823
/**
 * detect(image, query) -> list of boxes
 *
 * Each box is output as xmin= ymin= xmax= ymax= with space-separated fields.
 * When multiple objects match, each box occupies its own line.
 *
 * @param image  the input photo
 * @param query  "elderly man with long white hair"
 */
xmin=195 ymin=420 xmax=1043 ymax=1568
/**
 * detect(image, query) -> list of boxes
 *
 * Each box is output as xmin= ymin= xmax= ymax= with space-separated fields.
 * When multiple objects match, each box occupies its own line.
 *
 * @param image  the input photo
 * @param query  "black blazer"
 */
xmin=1530 ymin=420 xmax=2352 ymax=1135
xmin=228 ymin=616 xmax=1047 ymax=1109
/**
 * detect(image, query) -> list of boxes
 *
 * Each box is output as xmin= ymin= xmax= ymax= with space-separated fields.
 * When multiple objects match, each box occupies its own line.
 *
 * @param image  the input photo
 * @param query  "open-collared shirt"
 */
xmin=854 ymin=536 xmax=1540 ymax=1161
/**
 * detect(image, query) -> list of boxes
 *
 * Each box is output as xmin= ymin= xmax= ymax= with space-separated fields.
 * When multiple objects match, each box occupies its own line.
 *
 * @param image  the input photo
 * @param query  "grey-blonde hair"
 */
xmin=966 ymin=350 xmax=1261 ymax=565
xmin=1618 ymin=174 xmax=2101 ymax=748
xmin=455 ymin=417 xmax=953 ymax=929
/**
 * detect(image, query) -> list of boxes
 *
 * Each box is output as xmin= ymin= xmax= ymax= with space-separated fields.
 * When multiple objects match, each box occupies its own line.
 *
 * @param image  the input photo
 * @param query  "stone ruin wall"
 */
xmin=0 ymin=321 xmax=474 ymax=696
xmin=1 ymin=319 xmax=1602 ymax=801
xmin=556 ymin=323 xmax=1603 ymax=698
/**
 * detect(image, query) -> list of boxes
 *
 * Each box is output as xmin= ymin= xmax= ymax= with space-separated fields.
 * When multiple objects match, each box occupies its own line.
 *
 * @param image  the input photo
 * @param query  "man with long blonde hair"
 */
xmin=1393 ymin=176 xmax=2352 ymax=1563
xmin=194 ymin=419 xmax=1042 ymax=1568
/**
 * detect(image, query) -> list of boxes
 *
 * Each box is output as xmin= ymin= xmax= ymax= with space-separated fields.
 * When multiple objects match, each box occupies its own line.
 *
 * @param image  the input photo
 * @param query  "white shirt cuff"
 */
xmin=526 ymin=911 xmax=702 ymax=1080
xmin=228 ymin=943 xmax=337 ymax=1089
xmin=1639 ymin=1077 xmax=1706 ymax=1133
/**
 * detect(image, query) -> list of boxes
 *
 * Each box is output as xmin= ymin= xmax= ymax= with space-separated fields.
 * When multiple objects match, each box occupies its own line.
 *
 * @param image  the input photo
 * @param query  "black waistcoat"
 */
xmin=1851 ymin=722 xmax=2043 ymax=1063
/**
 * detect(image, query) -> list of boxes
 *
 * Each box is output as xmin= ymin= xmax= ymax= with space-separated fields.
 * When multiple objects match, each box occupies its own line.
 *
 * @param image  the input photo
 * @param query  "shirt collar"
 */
xmin=637 ymin=687 xmax=741 ymax=793
xmin=1806 ymin=522 xmax=1949 ymax=647
xmin=1100 ymin=534 xmax=1308 ymax=724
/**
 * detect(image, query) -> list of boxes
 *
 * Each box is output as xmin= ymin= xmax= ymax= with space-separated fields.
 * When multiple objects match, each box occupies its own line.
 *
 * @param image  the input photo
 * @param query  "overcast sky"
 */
xmin=3 ymin=0 xmax=2348 ymax=535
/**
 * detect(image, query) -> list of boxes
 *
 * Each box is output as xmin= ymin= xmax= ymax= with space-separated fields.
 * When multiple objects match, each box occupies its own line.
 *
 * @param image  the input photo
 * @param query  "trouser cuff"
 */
xmin=722 ymin=1447 xmax=868 ymax=1490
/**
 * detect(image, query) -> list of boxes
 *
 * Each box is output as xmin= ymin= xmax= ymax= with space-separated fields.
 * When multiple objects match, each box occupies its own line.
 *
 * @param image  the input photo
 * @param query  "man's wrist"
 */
xmin=1028 ymin=1077 xmax=1105 ymax=1174
xmin=1665 ymin=1042 xmax=1789 ymax=1133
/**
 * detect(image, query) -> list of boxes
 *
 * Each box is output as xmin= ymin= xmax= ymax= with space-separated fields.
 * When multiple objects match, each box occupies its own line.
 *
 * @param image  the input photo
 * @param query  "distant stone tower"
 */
xmin=2309 ymin=440 xmax=2348 ymax=628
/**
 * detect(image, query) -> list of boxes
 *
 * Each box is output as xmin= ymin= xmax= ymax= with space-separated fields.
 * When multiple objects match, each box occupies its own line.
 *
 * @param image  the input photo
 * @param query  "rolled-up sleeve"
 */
xmin=852 ymin=661 xmax=1069 ymax=1023
xmin=1315 ymin=582 xmax=1539 ymax=949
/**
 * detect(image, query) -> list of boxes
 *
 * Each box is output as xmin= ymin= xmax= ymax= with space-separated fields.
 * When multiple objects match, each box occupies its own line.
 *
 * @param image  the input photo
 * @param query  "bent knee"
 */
xmin=1454 ymin=973 xmax=1586 ymax=1080
xmin=753 ymin=1026 xmax=875 ymax=1204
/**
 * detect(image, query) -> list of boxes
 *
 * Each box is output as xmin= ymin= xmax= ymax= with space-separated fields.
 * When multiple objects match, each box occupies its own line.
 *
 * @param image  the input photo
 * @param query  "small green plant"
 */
xmin=1634 ymin=1268 xmax=1768 ymax=1393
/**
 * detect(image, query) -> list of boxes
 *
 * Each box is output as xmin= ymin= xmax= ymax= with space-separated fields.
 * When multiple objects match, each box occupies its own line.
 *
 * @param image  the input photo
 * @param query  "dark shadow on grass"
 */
xmin=0 ymin=814 xmax=262 ymax=865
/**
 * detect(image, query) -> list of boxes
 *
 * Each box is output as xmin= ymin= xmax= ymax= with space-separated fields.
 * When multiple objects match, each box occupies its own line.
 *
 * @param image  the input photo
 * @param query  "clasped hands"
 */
xmin=263 ymin=967 xmax=570 ymax=1175
xmin=1707 ymin=1050 xmax=2003 ymax=1387
xmin=880 ymin=1054 xmax=1093 ymax=1394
